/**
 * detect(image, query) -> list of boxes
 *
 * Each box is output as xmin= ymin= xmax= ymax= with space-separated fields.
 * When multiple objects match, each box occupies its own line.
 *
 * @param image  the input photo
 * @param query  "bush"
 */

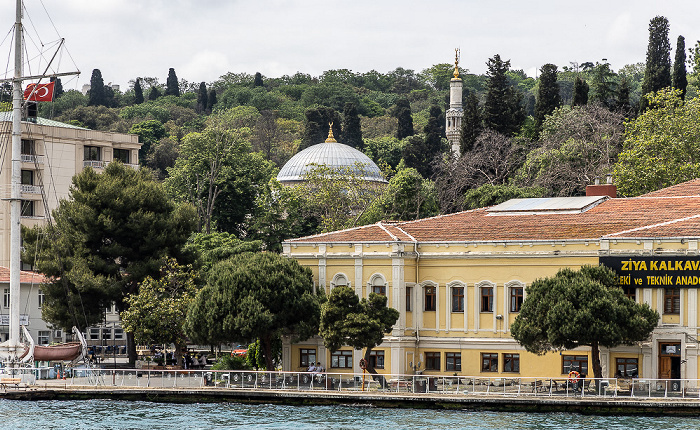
xmin=211 ymin=355 xmax=250 ymax=370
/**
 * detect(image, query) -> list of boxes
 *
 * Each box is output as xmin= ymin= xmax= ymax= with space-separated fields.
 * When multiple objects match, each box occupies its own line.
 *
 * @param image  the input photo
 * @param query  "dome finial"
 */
xmin=325 ymin=122 xmax=337 ymax=143
xmin=453 ymin=48 xmax=460 ymax=79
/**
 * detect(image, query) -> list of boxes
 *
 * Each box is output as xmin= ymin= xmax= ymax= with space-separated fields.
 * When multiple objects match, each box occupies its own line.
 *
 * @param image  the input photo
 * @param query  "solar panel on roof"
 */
xmin=487 ymin=196 xmax=607 ymax=215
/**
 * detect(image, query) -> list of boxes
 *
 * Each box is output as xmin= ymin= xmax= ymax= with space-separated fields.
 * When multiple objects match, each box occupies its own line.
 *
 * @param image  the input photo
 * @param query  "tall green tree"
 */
xmin=402 ymin=105 xmax=445 ymax=179
xmin=533 ymin=63 xmax=561 ymax=139
xmin=590 ymin=61 xmax=618 ymax=109
xmin=510 ymin=265 xmax=658 ymax=381
xmin=166 ymin=67 xmax=180 ymax=97
xmin=460 ymin=92 xmax=482 ymax=154
xmin=672 ymin=35 xmax=688 ymax=100
xmin=571 ymin=77 xmax=589 ymax=106
xmin=299 ymin=107 xmax=341 ymax=151
xmin=483 ymin=54 xmax=525 ymax=136
xmin=23 ymin=163 xmax=196 ymax=364
xmin=50 ymin=76 xmax=63 ymax=99
xmin=185 ymin=252 xmax=321 ymax=370
xmin=319 ymin=286 xmax=399 ymax=375
xmin=196 ymin=82 xmax=208 ymax=113
xmin=641 ymin=16 xmax=672 ymax=111
xmin=253 ymin=72 xmax=264 ymax=87
xmin=134 ymin=78 xmax=144 ymax=104
xmin=130 ymin=119 xmax=166 ymax=158
xmin=341 ymin=102 xmax=363 ymax=150
xmin=148 ymin=86 xmax=161 ymax=101
xmin=88 ymin=69 xmax=106 ymax=107
xmin=616 ymin=77 xmax=633 ymax=116
xmin=207 ymin=89 xmax=217 ymax=113
xmin=394 ymin=97 xmax=414 ymax=139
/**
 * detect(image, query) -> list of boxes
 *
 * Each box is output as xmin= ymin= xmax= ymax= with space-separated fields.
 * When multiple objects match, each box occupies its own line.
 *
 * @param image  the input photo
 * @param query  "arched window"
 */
xmin=369 ymin=274 xmax=386 ymax=296
xmin=331 ymin=273 xmax=349 ymax=289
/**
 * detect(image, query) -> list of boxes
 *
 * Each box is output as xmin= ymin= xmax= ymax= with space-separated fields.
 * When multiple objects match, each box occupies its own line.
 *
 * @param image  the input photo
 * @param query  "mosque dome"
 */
xmin=277 ymin=128 xmax=386 ymax=186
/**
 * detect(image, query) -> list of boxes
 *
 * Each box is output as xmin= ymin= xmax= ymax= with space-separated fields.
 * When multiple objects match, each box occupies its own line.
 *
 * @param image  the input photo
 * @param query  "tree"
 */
xmin=463 ymin=183 xmax=545 ymax=210
xmin=589 ymin=61 xmax=618 ymax=109
xmin=616 ymin=77 xmax=633 ymax=115
xmin=120 ymin=258 xmax=197 ymax=367
xmin=641 ymin=16 xmax=672 ymax=111
xmin=253 ymin=72 xmax=264 ymax=87
xmin=50 ymin=77 xmax=63 ymax=99
xmin=207 ymin=89 xmax=217 ymax=113
xmin=483 ymin=54 xmax=525 ymax=136
xmin=402 ymin=105 xmax=445 ymax=179
xmin=299 ymin=107 xmax=341 ymax=151
xmin=88 ymin=69 xmax=106 ymax=107
xmin=510 ymin=265 xmax=658 ymax=381
xmin=672 ymin=35 xmax=688 ymax=100
xmin=134 ymin=78 xmax=144 ymax=104
xmin=394 ymin=97 xmax=414 ymax=139
xmin=614 ymin=88 xmax=700 ymax=196
xmin=185 ymin=252 xmax=321 ymax=370
xmin=23 ymin=163 xmax=196 ymax=364
xmin=196 ymin=82 xmax=208 ymax=113
xmin=183 ymin=231 xmax=262 ymax=274
xmin=166 ymin=68 xmax=180 ymax=97
xmin=534 ymin=64 xmax=561 ymax=139
xmin=143 ymin=138 xmax=178 ymax=180
xmin=571 ymin=77 xmax=589 ymax=106
xmin=341 ymin=102 xmax=363 ymax=150
xmin=130 ymin=119 xmax=166 ymax=158
xmin=460 ymin=92 xmax=482 ymax=154
xmin=319 ymin=286 xmax=399 ymax=375
xmin=148 ymin=86 xmax=161 ymax=101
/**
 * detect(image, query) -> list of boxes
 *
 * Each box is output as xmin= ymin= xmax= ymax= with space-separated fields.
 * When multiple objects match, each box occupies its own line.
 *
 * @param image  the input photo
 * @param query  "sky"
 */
xmin=1 ymin=0 xmax=699 ymax=91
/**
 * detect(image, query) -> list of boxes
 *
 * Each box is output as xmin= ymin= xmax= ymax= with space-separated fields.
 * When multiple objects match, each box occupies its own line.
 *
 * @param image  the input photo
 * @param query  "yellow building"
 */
xmin=282 ymin=180 xmax=700 ymax=384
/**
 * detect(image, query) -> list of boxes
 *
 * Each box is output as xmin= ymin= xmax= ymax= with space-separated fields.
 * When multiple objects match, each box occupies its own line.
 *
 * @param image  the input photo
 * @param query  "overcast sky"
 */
xmin=2 ymin=0 xmax=699 ymax=91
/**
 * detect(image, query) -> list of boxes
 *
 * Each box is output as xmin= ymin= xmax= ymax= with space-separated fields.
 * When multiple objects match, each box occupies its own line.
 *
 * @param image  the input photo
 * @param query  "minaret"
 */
xmin=446 ymin=49 xmax=463 ymax=156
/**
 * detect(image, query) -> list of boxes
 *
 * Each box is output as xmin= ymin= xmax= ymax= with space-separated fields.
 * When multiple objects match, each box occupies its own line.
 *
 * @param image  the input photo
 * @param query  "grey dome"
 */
xmin=277 ymin=141 xmax=386 ymax=184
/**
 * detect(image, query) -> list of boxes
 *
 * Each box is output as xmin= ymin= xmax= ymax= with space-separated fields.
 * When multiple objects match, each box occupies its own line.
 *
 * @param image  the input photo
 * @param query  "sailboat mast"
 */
xmin=9 ymin=0 xmax=24 ymax=350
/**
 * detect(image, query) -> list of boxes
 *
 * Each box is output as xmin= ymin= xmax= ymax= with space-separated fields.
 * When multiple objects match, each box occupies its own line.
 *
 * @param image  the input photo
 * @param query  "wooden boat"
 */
xmin=33 ymin=342 xmax=82 ymax=362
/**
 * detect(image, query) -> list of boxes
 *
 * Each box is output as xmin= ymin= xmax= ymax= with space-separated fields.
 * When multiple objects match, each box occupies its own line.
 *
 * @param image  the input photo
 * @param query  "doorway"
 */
xmin=659 ymin=342 xmax=681 ymax=391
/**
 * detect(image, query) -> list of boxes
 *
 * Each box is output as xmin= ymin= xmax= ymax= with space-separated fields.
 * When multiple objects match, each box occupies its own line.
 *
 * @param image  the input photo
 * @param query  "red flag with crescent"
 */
xmin=23 ymin=82 xmax=54 ymax=102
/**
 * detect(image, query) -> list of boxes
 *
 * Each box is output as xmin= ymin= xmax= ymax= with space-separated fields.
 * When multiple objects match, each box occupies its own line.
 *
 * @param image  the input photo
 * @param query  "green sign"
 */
xmin=599 ymin=256 xmax=700 ymax=288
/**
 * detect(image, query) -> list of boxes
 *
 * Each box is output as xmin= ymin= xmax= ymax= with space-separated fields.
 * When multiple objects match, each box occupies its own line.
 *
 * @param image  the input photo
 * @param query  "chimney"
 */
xmin=586 ymin=174 xmax=616 ymax=198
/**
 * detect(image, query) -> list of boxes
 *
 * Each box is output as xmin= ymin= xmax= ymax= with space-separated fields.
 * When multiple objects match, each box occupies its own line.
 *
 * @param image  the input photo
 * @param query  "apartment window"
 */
xmin=406 ymin=287 xmax=412 ymax=312
xmin=369 ymin=350 xmax=384 ymax=369
xmin=562 ymin=355 xmax=588 ymax=375
xmin=113 ymin=148 xmax=130 ymax=164
xmin=300 ymin=349 xmax=316 ymax=368
xmin=425 ymin=352 xmax=440 ymax=371
xmin=503 ymin=353 xmax=520 ymax=373
xmin=452 ymin=287 xmax=464 ymax=312
xmin=622 ymin=286 xmax=636 ymax=301
xmin=371 ymin=282 xmax=386 ymax=296
xmin=615 ymin=358 xmax=638 ymax=378
xmin=664 ymin=288 xmax=680 ymax=314
xmin=446 ymin=352 xmax=461 ymax=371
xmin=481 ymin=287 xmax=493 ymax=312
xmin=3 ymin=288 xmax=8 ymax=308
xmin=331 ymin=350 xmax=353 ymax=368
xmin=481 ymin=353 xmax=498 ymax=372
xmin=114 ymin=328 xmax=124 ymax=340
xmin=424 ymin=286 xmax=436 ymax=311
xmin=84 ymin=146 xmax=101 ymax=161
xmin=21 ymin=139 xmax=34 ymax=155
xmin=21 ymin=170 xmax=33 ymax=185
xmin=510 ymin=287 xmax=523 ymax=312
xmin=21 ymin=200 xmax=34 ymax=217
xmin=37 ymin=330 xmax=50 ymax=345
xmin=38 ymin=289 xmax=44 ymax=308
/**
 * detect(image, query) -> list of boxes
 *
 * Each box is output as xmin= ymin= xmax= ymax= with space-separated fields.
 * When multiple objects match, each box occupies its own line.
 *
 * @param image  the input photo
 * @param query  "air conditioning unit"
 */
xmin=54 ymin=330 xmax=62 ymax=338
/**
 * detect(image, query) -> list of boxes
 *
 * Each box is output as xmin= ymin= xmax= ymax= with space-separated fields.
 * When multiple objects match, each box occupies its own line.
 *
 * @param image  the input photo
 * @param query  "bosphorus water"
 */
xmin=1 ymin=399 xmax=698 ymax=429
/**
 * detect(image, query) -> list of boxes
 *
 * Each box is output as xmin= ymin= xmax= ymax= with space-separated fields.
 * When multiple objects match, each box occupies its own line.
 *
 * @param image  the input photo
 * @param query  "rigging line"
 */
xmin=38 ymin=0 xmax=63 ymax=41
xmin=22 ymin=3 xmax=45 ymax=48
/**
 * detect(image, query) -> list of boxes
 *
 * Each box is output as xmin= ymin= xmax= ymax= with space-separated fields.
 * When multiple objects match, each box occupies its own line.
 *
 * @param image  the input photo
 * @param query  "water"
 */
xmin=0 ymin=400 xmax=697 ymax=430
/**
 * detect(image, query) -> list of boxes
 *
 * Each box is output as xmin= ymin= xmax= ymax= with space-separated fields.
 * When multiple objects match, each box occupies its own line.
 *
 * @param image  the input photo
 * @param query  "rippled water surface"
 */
xmin=1 ymin=400 xmax=698 ymax=430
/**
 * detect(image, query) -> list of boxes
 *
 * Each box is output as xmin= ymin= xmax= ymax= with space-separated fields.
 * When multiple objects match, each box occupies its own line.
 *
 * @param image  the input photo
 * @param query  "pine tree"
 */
xmin=253 ymin=72 xmax=264 ymax=87
xmin=196 ymin=82 xmax=208 ymax=113
xmin=207 ymin=89 xmax=217 ymax=113
xmin=299 ymin=107 xmax=341 ymax=151
xmin=134 ymin=78 xmax=144 ymax=104
xmin=483 ymin=54 xmax=525 ymax=136
xmin=533 ymin=64 xmax=561 ymax=139
xmin=672 ymin=35 xmax=688 ymax=100
xmin=148 ymin=86 xmax=161 ymax=101
xmin=616 ymin=77 xmax=633 ymax=116
xmin=88 ymin=69 xmax=106 ymax=106
xmin=641 ymin=16 xmax=672 ymax=111
xmin=165 ymin=68 xmax=180 ymax=97
xmin=571 ymin=77 xmax=589 ymax=106
xmin=394 ymin=97 xmax=414 ymax=139
xmin=50 ymin=77 xmax=63 ymax=99
xmin=590 ymin=61 xmax=618 ymax=109
xmin=460 ymin=92 xmax=482 ymax=154
xmin=341 ymin=102 xmax=363 ymax=150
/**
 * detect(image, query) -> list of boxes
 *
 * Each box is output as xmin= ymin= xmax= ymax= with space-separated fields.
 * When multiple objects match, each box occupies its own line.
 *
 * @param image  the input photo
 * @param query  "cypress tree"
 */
xmin=672 ymin=35 xmax=688 ymax=100
xmin=571 ymin=77 xmax=589 ymax=106
xmin=394 ymin=97 xmax=414 ymax=139
xmin=299 ymin=107 xmax=341 ymax=151
xmin=88 ymin=69 xmax=106 ymax=106
xmin=196 ymin=82 xmax=208 ymax=113
xmin=253 ymin=72 xmax=264 ymax=87
xmin=533 ymin=63 xmax=561 ymax=139
xmin=483 ymin=54 xmax=525 ymax=136
xmin=148 ymin=86 xmax=161 ymax=101
xmin=590 ymin=61 xmax=617 ymax=109
xmin=50 ymin=77 xmax=63 ymax=99
xmin=207 ymin=89 xmax=217 ymax=113
xmin=165 ymin=68 xmax=180 ymax=97
xmin=134 ymin=78 xmax=144 ymax=104
xmin=641 ymin=16 xmax=672 ymax=110
xmin=341 ymin=102 xmax=363 ymax=150
xmin=460 ymin=92 xmax=482 ymax=154
xmin=616 ymin=77 xmax=632 ymax=116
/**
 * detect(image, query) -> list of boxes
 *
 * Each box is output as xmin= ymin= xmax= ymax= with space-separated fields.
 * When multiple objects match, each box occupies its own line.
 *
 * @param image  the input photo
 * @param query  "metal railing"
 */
xmin=21 ymin=154 xmax=44 ymax=164
xmin=10 ymin=369 xmax=700 ymax=400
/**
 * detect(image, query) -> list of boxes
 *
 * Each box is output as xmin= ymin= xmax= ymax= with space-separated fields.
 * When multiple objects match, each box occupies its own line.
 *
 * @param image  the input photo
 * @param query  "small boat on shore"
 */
xmin=33 ymin=342 xmax=82 ymax=362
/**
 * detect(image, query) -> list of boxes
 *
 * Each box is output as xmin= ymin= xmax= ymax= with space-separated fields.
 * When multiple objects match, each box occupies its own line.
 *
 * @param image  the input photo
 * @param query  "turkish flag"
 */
xmin=23 ymin=82 xmax=54 ymax=102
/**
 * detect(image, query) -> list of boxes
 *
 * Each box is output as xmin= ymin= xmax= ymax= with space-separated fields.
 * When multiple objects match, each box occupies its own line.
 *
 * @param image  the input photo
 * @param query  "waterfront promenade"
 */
xmin=3 ymin=369 xmax=700 ymax=415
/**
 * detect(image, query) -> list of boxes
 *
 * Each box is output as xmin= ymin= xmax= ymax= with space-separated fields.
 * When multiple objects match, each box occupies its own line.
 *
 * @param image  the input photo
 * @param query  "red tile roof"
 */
xmin=287 ymin=179 xmax=700 ymax=243
xmin=0 ymin=267 xmax=48 ymax=284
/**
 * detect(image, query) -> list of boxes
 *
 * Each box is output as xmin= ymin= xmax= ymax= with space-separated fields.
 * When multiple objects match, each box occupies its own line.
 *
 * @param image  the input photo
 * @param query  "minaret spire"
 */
xmin=446 ymin=48 xmax=463 ymax=156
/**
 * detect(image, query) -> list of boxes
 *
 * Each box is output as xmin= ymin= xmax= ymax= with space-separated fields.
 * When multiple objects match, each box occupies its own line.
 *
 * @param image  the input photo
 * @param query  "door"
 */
xmin=658 ymin=342 xmax=681 ymax=391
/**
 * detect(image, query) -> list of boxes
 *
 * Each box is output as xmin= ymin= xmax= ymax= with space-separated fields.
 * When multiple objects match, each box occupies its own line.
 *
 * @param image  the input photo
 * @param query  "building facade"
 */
xmin=283 ymin=180 xmax=700 ymax=384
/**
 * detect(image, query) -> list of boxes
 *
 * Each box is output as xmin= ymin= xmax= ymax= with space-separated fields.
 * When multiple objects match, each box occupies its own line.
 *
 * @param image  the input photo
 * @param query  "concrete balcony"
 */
xmin=21 ymin=154 xmax=44 ymax=164
xmin=20 ymin=184 xmax=42 ymax=194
